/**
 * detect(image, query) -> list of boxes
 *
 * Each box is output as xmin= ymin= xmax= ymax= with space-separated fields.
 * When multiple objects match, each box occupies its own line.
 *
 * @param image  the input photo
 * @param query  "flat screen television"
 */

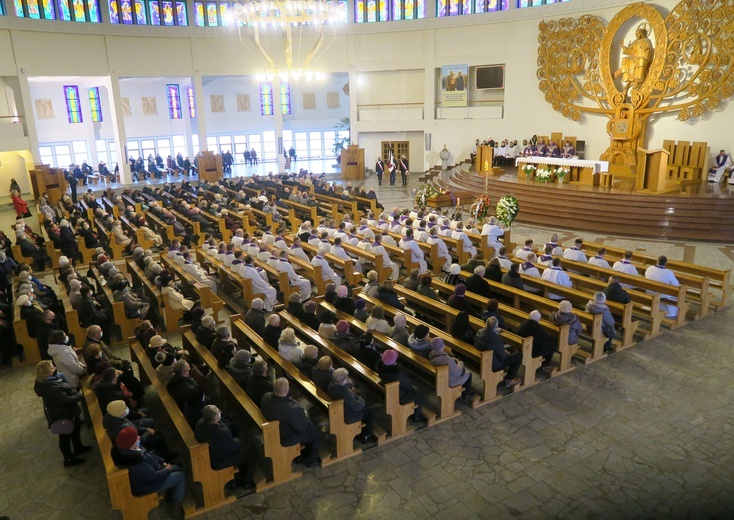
xmin=475 ymin=65 xmax=505 ymax=90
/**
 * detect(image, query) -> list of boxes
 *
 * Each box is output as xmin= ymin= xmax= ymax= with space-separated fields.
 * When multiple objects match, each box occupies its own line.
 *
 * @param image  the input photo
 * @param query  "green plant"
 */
xmin=332 ymin=117 xmax=351 ymax=157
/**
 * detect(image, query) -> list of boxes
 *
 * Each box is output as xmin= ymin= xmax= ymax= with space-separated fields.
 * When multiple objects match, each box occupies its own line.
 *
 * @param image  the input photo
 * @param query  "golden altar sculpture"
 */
xmin=536 ymin=0 xmax=734 ymax=188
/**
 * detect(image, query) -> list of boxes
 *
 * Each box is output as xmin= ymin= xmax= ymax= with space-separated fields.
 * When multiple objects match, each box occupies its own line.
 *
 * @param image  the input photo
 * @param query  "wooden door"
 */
xmin=381 ymin=141 xmax=409 ymax=163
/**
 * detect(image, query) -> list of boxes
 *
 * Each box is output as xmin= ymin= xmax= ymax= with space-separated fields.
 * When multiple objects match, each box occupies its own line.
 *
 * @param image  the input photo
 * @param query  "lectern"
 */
xmin=29 ymin=164 xmax=67 ymax=206
xmin=636 ymin=148 xmax=671 ymax=193
xmin=197 ymin=151 xmax=222 ymax=183
xmin=476 ymin=145 xmax=494 ymax=172
xmin=341 ymin=145 xmax=365 ymax=180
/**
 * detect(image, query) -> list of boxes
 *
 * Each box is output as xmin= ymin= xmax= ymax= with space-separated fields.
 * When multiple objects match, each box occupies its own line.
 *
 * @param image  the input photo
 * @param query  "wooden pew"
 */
xmin=144 ymin=210 xmax=183 ymax=245
xmin=555 ymin=258 xmax=691 ymax=329
xmin=327 ymin=236 xmax=392 ymax=282
xmin=499 ymin=263 xmax=639 ymax=350
xmin=312 ymin=192 xmax=362 ymax=223
xmin=121 ymin=194 xmax=143 ymax=214
xmin=179 ymin=330 xmax=304 ymax=489
xmin=161 ymin=253 xmax=224 ymax=321
xmin=102 ymin=196 xmax=121 ymax=218
xmin=283 ymin=199 xmax=319 ymax=227
xmin=11 ymin=245 xmax=36 ymax=266
xmin=193 ymin=249 xmax=265 ymax=311
xmin=355 ymin=196 xmax=378 ymax=215
xmin=120 ymin=216 xmax=154 ymax=251
xmin=390 ymin=285 xmax=548 ymax=389
xmin=77 ymin=235 xmax=97 ymax=264
xmin=129 ymin=339 xmax=236 ymax=513
xmin=90 ymin=265 xmax=142 ymax=343
xmin=284 ymin=236 xmax=361 ymax=287
xmin=281 ymin=250 xmax=324 ymax=295
xmin=58 ymin=287 xmax=87 ymax=348
xmin=564 ymin=240 xmax=730 ymax=311
xmin=83 ymin=385 xmax=162 ymax=520
xmin=170 ymin=209 xmax=206 ymax=247
xmin=124 ymin=260 xmax=172 ymax=330
xmin=429 ymin=279 xmax=577 ymax=375
xmin=13 ymin=304 xmax=41 ymax=365
xmin=45 ymin=241 xmax=63 ymax=268
xmin=229 ymin=319 xmax=365 ymax=462
xmin=95 ymin=218 xmax=125 ymax=259
xmin=277 ymin=311 xmax=423 ymax=438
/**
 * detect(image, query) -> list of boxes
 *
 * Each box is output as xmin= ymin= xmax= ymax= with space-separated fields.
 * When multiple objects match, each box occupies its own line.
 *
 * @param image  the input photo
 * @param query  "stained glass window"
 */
xmin=187 ymin=85 xmax=196 ymax=118
xmin=517 ymin=0 xmax=565 ymax=7
xmin=58 ymin=0 xmax=71 ymax=19
xmin=13 ymin=0 xmax=23 ymax=17
xmin=109 ymin=0 xmax=119 ymax=22
xmin=175 ymin=1 xmax=186 ymax=25
xmin=260 ymin=83 xmax=274 ymax=116
xmin=133 ymin=0 xmax=146 ymax=23
xmin=0 ymin=1 xmax=4 ymax=15
xmin=219 ymin=2 xmax=229 ymax=25
xmin=356 ymin=0 xmax=424 ymax=22
xmin=280 ymin=83 xmax=291 ymax=116
xmin=27 ymin=0 xmax=41 ymax=18
xmin=89 ymin=87 xmax=103 ymax=123
xmin=206 ymin=2 xmax=217 ymax=25
xmin=167 ymin=84 xmax=182 ymax=119
xmin=64 ymin=86 xmax=83 ymax=124
xmin=161 ymin=0 xmax=174 ymax=24
xmin=194 ymin=2 xmax=204 ymax=25
xmin=149 ymin=0 xmax=159 ymax=23
xmin=72 ymin=0 xmax=85 ymax=21
xmin=87 ymin=0 xmax=100 ymax=21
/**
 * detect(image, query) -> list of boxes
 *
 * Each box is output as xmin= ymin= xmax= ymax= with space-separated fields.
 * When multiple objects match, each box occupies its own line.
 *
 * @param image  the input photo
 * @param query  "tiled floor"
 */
xmin=2 ymin=167 xmax=733 ymax=519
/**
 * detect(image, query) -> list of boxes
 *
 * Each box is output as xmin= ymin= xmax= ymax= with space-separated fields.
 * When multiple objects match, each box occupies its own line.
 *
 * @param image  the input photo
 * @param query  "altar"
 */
xmin=515 ymin=157 xmax=611 ymax=186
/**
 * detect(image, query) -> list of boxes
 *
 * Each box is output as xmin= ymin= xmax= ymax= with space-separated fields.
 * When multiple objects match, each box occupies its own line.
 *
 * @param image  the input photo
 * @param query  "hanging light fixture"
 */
xmin=233 ymin=0 xmax=345 ymax=82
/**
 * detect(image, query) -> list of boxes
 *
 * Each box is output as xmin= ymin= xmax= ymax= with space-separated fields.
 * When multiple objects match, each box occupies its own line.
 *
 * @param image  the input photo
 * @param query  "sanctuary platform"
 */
xmin=440 ymin=167 xmax=734 ymax=243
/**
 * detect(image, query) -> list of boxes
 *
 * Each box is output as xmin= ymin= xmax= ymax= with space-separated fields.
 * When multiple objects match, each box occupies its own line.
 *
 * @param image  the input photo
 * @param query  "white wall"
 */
xmin=1 ymin=0 xmax=733 ymax=172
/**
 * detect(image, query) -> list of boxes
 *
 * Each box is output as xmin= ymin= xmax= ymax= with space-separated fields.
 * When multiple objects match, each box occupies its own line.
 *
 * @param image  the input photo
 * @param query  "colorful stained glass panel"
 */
xmin=27 ymin=0 xmax=41 ymax=18
xmin=64 ymin=85 xmax=82 ymax=124
xmin=161 ymin=0 xmax=174 ymax=24
xmin=167 ymin=84 xmax=182 ymax=119
xmin=149 ymin=0 xmax=160 ymax=23
xmin=59 ymin=0 xmax=72 ymax=19
xmin=108 ymin=0 xmax=119 ymax=22
xmin=280 ymin=83 xmax=291 ymax=116
xmin=134 ymin=0 xmax=146 ymax=23
xmin=13 ymin=0 xmax=24 ymax=17
xmin=260 ymin=83 xmax=273 ymax=116
xmin=366 ymin=0 xmax=376 ymax=22
xmin=206 ymin=2 xmax=217 ymax=25
xmin=175 ymin=1 xmax=186 ymax=25
xmin=194 ymin=2 xmax=204 ymax=26
xmin=220 ymin=3 xmax=229 ymax=25
xmin=355 ymin=0 xmax=364 ymax=23
xmin=72 ymin=0 xmax=86 ymax=21
xmin=89 ymin=87 xmax=103 ymax=122
xmin=120 ymin=0 xmax=133 ymax=23
xmin=404 ymin=0 xmax=414 ymax=18
xmin=87 ymin=0 xmax=100 ymax=20
xmin=437 ymin=0 xmax=447 ymax=17
xmin=378 ymin=0 xmax=387 ymax=20
xmin=187 ymin=85 xmax=196 ymax=118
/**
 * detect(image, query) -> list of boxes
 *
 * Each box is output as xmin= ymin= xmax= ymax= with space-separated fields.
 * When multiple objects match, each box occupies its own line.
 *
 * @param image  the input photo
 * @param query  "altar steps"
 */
xmin=439 ymin=168 xmax=734 ymax=242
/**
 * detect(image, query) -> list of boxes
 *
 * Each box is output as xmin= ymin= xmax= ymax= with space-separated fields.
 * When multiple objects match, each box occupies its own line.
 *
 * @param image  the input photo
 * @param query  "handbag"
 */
xmin=50 ymin=419 xmax=74 ymax=435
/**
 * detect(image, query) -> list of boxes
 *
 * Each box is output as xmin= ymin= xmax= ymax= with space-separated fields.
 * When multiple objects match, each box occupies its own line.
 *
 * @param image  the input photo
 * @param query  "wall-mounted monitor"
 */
xmin=475 ymin=65 xmax=505 ymax=90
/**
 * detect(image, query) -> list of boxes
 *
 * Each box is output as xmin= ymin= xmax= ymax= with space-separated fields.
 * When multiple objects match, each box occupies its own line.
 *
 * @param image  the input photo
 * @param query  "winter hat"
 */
xmin=251 ymin=298 xmax=264 ymax=310
xmin=191 ymin=306 xmax=206 ymax=319
xmin=355 ymin=298 xmax=366 ymax=310
xmin=116 ymin=427 xmax=138 ymax=450
xmin=336 ymin=285 xmax=348 ymax=298
xmin=431 ymin=337 xmax=445 ymax=351
xmin=149 ymin=335 xmax=166 ymax=348
xmin=304 ymin=301 xmax=317 ymax=313
xmin=233 ymin=350 xmax=251 ymax=366
xmin=559 ymin=300 xmax=573 ymax=313
xmin=414 ymin=324 xmax=429 ymax=339
xmin=382 ymin=349 xmax=398 ymax=366
xmin=393 ymin=312 xmax=407 ymax=328
xmin=529 ymin=310 xmax=542 ymax=322
xmin=106 ymin=400 xmax=128 ymax=418
xmin=336 ymin=320 xmax=349 ymax=334
xmin=449 ymin=264 xmax=460 ymax=275
xmin=454 ymin=284 xmax=466 ymax=296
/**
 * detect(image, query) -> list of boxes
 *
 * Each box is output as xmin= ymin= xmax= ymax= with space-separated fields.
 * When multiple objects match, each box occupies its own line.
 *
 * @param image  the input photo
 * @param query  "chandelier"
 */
xmin=233 ymin=1 xmax=345 ymax=82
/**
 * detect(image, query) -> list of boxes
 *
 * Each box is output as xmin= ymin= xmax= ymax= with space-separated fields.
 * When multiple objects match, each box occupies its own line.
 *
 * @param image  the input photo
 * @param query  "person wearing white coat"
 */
xmin=241 ymin=258 xmax=278 ymax=311
xmin=311 ymin=247 xmax=342 ymax=287
xmin=371 ymin=234 xmax=401 ymax=279
xmin=563 ymin=239 xmax=588 ymax=263
xmin=398 ymin=230 xmax=427 ymax=274
xmin=330 ymin=238 xmax=363 ymax=274
xmin=612 ymin=250 xmax=640 ymax=289
xmin=451 ymin=222 xmax=477 ymax=259
xmin=645 ymin=255 xmax=681 ymax=318
xmin=428 ymin=227 xmax=452 ymax=272
xmin=182 ymin=252 xmax=217 ymax=294
xmin=588 ymin=247 xmax=612 ymax=270
xmin=541 ymin=258 xmax=573 ymax=300
xmin=47 ymin=331 xmax=87 ymax=389
xmin=276 ymin=250 xmax=312 ymax=301
xmin=161 ymin=282 xmax=195 ymax=311
xmin=481 ymin=217 xmax=504 ymax=258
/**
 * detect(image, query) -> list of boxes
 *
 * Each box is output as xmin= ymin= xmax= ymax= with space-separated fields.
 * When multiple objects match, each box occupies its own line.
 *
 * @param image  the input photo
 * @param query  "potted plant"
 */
xmin=554 ymin=167 xmax=569 ymax=184
xmin=521 ymin=164 xmax=536 ymax=179
xmin=536 ymin=168 xmax=553 ymax=183
xmin=332 ymin=117 xmax=350 ymax=165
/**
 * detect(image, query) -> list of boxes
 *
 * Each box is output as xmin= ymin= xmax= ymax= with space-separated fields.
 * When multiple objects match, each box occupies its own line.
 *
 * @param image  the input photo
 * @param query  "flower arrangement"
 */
xmin=496 ymin=195 xmax=519 ymax=225
xmin=470 ymin=195 xmax=492 ymax=222
xmin=554 ymin=167 xmax=569 ymax=181
xmin=521 ymin=164 xmax=536 ymax=178
xmin=413 ymin=184 xmax=445 ymax=206
xmin=536 ymin=168 xmax=553 ymax=183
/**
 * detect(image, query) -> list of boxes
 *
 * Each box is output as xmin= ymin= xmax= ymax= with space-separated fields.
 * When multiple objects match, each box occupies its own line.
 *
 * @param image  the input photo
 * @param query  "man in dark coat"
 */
xmin=516 ymin=310 xmax=554 ymax=371
xmin=473 ymin=317 xmax=522 ymax=387
xmin=260 ymin=378 xmax=322 ymax=467
xmin=167 ymin=361 xmax=202 ymax=409
xmin=327 ymin=368 xmax=376 ymax=443
xmin=245 ymin=360 xmax=274 ymax=406
xmin=375 ymin=350 xmax=424 ymax=422
xmin=195 ymin=405 xmax=257 ymax=490
xmin=464 ymin=265 xmax=492 ymax=299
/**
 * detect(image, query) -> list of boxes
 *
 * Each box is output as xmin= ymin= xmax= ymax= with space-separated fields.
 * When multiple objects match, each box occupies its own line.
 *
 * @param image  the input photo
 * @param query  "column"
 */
xmin=274 ymin=79 xmax=285 ymax=173
xmin=105 ymin=74 xmax=132 ymax=184
xmin=346 ymin=0 xmax=355 ymax=23
xmin=192 ymin=73 xmax=208 ymax=156
xmin=425 ymin=0 xmax=437 ymax=18
xmin=11 ymin=71 xmax=41 ymax=164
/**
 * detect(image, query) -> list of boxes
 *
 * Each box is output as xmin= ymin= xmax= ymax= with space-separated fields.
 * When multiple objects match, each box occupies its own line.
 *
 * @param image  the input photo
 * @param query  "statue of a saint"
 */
xmin=614 ymin=25 xmax=653 ymax=96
